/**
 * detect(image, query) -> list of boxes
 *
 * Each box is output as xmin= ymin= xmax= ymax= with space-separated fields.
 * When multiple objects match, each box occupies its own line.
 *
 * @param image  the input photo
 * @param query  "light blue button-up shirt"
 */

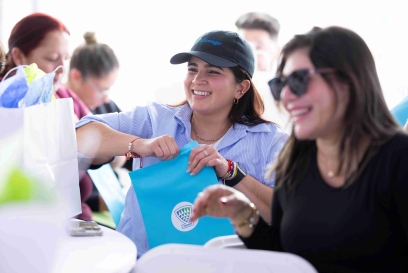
xmin=76 ymin=101 xmax=288 ymax=257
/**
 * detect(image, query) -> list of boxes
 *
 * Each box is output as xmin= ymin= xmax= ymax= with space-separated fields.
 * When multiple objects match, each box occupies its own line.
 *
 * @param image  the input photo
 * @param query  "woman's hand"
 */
xmin=187 ymin=145 xmax=228 ymax=176
xmin=190 ymin=184 xmax=255 ymax=227
xmin=190 ymin=184 xmax=260 ymax=237
xmin=133 ymin=135 xmax=180 ymax=160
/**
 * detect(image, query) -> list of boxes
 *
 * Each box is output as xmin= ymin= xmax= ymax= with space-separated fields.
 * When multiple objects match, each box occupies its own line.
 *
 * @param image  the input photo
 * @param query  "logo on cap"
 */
xmin=195 ymin=37 xmax=222 ymax=46
xmin=171 ymin=202 xmax=198 ymax=231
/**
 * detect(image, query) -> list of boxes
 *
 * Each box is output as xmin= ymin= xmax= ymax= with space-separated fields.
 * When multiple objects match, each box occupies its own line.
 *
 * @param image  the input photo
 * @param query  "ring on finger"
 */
xmin=202 ymin=149 xmax=209 ymax=157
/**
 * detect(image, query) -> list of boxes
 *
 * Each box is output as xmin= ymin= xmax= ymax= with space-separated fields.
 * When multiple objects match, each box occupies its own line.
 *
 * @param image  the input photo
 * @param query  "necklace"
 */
xmin=317 ymin=152 xmax=337 ymax=178
xmin=191 ymin=115 xmax=222 ymax=143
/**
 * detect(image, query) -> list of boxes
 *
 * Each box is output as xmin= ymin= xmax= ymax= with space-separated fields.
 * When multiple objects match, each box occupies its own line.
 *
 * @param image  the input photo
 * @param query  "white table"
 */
xmin=53 ymin=221 xmax=137 ymax=273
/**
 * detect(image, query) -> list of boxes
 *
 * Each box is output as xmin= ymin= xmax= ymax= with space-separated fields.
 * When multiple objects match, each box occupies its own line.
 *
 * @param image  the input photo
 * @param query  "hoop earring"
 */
xmin=233 ymin=98 xmax=239 ymax=104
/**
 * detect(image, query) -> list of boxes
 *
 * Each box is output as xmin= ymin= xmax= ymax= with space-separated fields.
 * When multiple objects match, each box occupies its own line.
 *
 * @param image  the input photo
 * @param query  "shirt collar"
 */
xmin=173 ymin=103 xmax=272 ymax=149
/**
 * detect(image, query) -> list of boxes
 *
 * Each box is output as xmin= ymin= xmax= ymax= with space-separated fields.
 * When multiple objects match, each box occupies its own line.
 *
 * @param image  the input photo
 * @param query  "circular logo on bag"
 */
xmin=171 ymin=202 xmax=198 ymax=232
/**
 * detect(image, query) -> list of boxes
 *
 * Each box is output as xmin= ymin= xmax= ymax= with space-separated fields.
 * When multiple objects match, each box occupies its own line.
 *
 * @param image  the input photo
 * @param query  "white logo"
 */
xmin=171 ymin=202 xmax=198 ymax=232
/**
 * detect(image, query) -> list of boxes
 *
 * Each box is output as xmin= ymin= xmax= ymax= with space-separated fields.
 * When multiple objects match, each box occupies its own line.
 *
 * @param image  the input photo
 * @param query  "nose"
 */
xmin=280 ymin=84 xmax=298 ymax=103
xmin=192 ymin=71 xmax=206 ymax=85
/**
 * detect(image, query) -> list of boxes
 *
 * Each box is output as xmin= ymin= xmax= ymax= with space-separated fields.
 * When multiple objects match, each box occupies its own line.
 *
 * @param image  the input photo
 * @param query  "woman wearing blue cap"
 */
xmin=76 ymin=30 xmax=288 ymax=257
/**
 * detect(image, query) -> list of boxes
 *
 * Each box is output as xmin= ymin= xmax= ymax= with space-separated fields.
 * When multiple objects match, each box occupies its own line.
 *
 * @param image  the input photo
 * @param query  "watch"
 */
xmin=224 ymin=162 xmax=247 ymax=187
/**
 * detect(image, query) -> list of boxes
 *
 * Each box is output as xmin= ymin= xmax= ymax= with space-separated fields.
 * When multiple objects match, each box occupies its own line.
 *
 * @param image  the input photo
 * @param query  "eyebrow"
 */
xmin=187 ymin=62 xmax=224 ymax=71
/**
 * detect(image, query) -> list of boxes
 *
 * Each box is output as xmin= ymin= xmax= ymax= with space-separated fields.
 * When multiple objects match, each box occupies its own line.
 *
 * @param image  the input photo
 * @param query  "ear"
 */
xmin=11 ymin=47 xmax=26 ymax=65
xmin=69 ymin=68 xmax=84 ymax=82
xmin=235 ymin=79 xmax=251 ymax=99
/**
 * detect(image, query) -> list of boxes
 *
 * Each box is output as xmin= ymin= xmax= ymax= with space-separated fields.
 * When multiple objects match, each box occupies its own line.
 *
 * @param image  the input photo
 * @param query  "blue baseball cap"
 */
xmin=170 ymin=30 xmax=255 ymax=78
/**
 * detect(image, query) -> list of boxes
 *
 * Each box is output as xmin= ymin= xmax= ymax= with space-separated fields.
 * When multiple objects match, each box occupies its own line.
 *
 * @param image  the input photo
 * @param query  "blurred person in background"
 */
xmin=0 ymin=13 xmax=94 ymax=219
xmin=0 ymin=13 xmax=118 ymax=222
xmin=0 ymin=13 xmax=69 ymax=84
xmin=0 ymin=42 xmax=6 ymax=74
xmin=235 ymin=11 xmax=280 ymax=73
xmin=235 ymin=12 xmax=290 ymax=132
xmin=57 ymin=31 xmax=129 ymax=223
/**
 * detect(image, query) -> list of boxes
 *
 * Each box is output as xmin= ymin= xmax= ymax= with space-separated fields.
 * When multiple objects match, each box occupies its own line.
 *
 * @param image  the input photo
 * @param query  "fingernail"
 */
xmin=190 ymin=172 xmax=196 ymax=176
xmin=220 ymin=197 xmax=227 ymax=204
xmin=186 ymin=168 xmax=191 ymax=173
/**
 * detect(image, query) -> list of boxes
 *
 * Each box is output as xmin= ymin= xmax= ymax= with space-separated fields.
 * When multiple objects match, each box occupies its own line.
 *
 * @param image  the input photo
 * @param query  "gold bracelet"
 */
xmin=233 ymin=203 xmax=259 ymax=229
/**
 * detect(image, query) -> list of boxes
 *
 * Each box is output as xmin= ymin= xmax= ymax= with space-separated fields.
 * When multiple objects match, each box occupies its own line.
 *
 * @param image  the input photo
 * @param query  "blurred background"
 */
xmin=1 ymin=0 xmax=407 ymax=111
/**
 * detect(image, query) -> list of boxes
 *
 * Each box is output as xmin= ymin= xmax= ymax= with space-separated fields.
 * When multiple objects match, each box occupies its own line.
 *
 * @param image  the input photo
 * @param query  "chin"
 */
xmin=293 ymin=127 xmax=316 ymax=140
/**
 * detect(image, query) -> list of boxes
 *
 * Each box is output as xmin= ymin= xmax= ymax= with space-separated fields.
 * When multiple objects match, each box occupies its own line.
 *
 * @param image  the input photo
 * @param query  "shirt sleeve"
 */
xmin=75 ymin=104 xmax=153 ymax=138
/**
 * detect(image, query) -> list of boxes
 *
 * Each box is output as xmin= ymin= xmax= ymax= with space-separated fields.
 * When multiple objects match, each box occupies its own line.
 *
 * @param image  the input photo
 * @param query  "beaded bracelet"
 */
xmin=222 ymin=159 xmax=235 ymax=180
xmin=125 ymin=137 xmax=143 ymax=168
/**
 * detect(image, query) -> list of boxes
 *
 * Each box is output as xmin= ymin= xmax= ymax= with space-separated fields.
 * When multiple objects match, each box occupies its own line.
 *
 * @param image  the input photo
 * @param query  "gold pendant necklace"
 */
xmin=191 ymin=115 xmax=222 ymax=143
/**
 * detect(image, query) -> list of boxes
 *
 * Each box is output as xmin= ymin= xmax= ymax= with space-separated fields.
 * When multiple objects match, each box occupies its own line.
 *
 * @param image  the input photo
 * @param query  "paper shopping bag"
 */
xmin=0 ymin=131 xmax=66 ymax=273
xmin=129 ymin=141 xmax=235 ymax=249
xmin=0 ymin=98 xmax=81 ymax=218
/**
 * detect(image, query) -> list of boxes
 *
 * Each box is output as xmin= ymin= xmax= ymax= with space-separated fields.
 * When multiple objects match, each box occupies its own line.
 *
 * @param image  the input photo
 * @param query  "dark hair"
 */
xmin=273 ymin=26 xmax=400 ymax=190
xmin=235 ymin=12 xmax=280 ymax=40
xmin=228 ymin=66 xmax=267 ymax=126
xmin=171 ymin=65 xmax=268 ymax=126
xmin=0 ymin=12 xmax=70 ymax=77
xmin=69 ymin=32 xmax=119 ymax=79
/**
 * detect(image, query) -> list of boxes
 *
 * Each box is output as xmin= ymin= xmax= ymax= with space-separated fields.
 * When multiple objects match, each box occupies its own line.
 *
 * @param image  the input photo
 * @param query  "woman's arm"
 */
xmin=235 ymin=177 xmax=273 ymax=224
xmin=77 ymin=121 xmax=138 ymax=158
xmin=76 ymin=121 xmax=180 ymax=160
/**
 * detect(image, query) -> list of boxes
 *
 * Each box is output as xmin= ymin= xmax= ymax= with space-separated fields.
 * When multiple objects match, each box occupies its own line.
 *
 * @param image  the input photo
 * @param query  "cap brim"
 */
xmin=170 ymin=51 xmax=237 ymax=68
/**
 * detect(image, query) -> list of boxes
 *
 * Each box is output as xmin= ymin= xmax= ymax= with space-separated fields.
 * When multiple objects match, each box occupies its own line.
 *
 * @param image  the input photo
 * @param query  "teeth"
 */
xmin=291 ymin=109 xmax=309 ymax=117
xmin=193 ymin=90 xmax=210 ymax=96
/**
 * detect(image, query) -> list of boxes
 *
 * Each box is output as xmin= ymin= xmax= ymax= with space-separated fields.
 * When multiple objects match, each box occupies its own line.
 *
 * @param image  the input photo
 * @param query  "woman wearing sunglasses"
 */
xmin=191 ymin=26 xmax=408 ymax=272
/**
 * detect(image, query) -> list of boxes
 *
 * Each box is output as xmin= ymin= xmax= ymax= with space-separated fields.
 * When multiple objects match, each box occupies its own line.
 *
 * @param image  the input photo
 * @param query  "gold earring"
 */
xmin=233 ymin=98 xmax=239 ymax=104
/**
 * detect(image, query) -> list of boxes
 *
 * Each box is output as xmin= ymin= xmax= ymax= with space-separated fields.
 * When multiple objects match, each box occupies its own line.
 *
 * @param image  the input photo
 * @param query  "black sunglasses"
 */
xmin=268 ymin=68 xmax=337 ymax=101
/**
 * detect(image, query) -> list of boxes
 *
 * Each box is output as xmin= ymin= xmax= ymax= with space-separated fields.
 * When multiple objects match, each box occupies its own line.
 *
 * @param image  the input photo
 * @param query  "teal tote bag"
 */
xmin=390 ymin=95 xmax=408 ymax=127
xmin=129 ymin=141 xmax=235 ymax=249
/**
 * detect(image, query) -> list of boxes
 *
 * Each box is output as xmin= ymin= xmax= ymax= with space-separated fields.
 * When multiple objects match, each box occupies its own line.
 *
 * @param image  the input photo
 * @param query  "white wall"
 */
xmin=1 ymin=0 xmax=408 ymax=110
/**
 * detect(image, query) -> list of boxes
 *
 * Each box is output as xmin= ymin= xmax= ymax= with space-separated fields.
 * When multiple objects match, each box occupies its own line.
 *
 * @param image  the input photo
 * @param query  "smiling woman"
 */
xmin=75 ymin=30 xmax=288 ymax=258
xmin=190 ymin=26 xmax=408 ymax=273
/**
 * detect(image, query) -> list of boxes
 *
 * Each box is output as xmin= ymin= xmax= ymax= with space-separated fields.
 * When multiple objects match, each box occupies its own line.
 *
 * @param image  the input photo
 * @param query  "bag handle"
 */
xmin=1 ymin=65 xmax=28 ymax=82
xmin=52 ymin=65 xmax=64 ymax=89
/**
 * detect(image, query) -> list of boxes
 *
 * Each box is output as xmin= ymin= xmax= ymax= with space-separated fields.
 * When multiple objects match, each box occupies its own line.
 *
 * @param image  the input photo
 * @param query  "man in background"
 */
xmin=235 ymin=12 xmax=290 ymax=132
xmin=235 ymin=12 xmax=280 ymax=72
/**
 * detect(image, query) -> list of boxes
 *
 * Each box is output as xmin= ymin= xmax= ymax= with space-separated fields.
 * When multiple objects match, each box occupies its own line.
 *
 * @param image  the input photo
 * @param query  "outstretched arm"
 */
xmin=76 ymin=121 xmax=180 ymax=162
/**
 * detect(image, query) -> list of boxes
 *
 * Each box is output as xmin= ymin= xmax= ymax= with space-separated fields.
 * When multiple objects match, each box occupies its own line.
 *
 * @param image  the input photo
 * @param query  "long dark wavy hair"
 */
xmin=272 ymin=26 xmax=400 ymax=190
xmin=172 ymin=65 xmax=269 ymax=126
